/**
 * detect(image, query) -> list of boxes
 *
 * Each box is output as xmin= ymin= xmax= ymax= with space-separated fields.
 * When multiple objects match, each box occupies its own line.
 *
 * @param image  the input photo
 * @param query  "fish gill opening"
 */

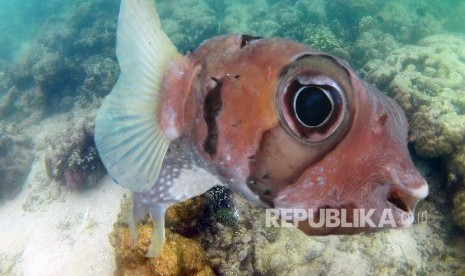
xmin=203 ymin=77 xmax=223 ymax=156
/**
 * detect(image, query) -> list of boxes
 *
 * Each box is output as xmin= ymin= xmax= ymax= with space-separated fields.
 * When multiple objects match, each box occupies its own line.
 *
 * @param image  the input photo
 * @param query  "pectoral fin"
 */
xmin=95 ymin=0 xmax=180 ymax=193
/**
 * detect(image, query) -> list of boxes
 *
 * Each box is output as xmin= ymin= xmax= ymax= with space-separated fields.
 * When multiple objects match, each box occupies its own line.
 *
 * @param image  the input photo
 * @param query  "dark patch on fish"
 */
xmin=203 ymin=77 xmax=223 ymax=155
xmin=240 ymin=35 xmax=262 ymax=48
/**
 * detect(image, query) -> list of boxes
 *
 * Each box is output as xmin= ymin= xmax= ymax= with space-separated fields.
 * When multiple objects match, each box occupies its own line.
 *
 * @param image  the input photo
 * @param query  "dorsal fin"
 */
xmin=95 ymin=0 xmax=180 ymax=193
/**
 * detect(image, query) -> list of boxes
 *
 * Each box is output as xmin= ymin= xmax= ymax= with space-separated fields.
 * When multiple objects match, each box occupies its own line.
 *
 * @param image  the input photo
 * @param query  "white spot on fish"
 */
xmin=303 ymin=180 xmax=314 ymax=188
xmin=317 ymin=176 xmax=326 ymax=186
xmin=163 ymin=105 xmax=181 ymax=140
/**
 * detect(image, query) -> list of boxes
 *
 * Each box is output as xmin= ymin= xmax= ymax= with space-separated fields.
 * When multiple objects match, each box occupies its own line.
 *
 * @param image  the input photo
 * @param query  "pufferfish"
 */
xmin=95 ymin=0 xmax=429 ymax=257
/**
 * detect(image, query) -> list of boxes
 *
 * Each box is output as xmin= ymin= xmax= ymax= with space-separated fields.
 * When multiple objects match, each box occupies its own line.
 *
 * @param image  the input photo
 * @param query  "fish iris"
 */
xmin=294 ymin=86 xmax=333 ymax=127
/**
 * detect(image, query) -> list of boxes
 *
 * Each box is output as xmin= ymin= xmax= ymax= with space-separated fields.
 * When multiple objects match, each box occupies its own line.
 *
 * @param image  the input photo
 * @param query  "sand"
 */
xmin=0 ymin=156 xmax=127 ymax=275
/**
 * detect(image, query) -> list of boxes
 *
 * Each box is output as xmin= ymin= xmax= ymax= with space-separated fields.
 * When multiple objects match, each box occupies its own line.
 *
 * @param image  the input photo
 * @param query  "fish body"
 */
xmin=95 ymin=0 xmax=428 ymax=257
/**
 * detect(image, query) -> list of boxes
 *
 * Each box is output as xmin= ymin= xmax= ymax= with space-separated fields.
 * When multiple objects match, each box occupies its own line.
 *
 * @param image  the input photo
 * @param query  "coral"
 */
xmin=158 ymin=0 xmax=218 ymax=53
xmin=353 ymin=30 xmax=399 ymax=68
xmin=2 ymin=0 xmax=464 ymax=272
xmin=363 ymin=34 xmax=465 ymax=192
xmin=449 ymin=148 xmax=465 ymax=186
xmin=302 ymin=24 xmax=343 ymax=53
xmin=221 ymin=1 xmax=270 ymax=36
xmin=76 ymin=55 xmax=119 ymax=109
xmin=453 ymin=190 xmax=465 ymax=230
xmin=0 ymin=131 xmax=33 ymax=201
xmin=198 ymin=161 xmax=462 ymax=274
xmin=7 ymin=0 xmax=118 ymax=114
xmin=0 ymin=0 xmax=118 ymax=203
xmin=200 ymin=194 xmax=258 ymax=275
xmin=200 ymin=185 xmax=465 ymax=275
xmin=111 ymin=225 xmax=214 ymax=276
xmin=217 ymin=0 xmax=347 ymax=57
xmin=327 ymin=0 xmax=379 ymax=27
xmin=117 ymin=192 xmax=208 ymax=235
xmin=0 ymin=85 xmax=45 ymax=125
xmin=44 ymin=109 xmax=105 ymax=190
xmin=165 ymin=196 xmax=207 ymax=236
xmin=372 ymin=2 xmax=442 ymax=44
xmin=294 ymin=0 xmax=326 ymax=24
xmin=335 ymin=1 xmax=442 ymax=45
xmin=0 ymin=84 xmax=41 ymax=202
xmin=112 ymin=195 xmax=213 ymax=276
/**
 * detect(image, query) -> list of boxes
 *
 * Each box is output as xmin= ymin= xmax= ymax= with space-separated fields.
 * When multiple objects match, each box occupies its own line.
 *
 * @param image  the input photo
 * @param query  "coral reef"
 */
xmin=111 ymin=225 xmax=214 ymax=276
xmin=453 ymin=190 xmax=465 ymax=230
xmin=158 ymin=0 xmax=218 ymax=53
xmin=352 ymin=30 xmax=399 ymax=68
xmin=302 ymin=24 xmax=343 ymax=54
xmin=112 ymin=195 xmax=212 ymax=275
xmin=1 ymin=0 xmax=464 ymax=273
xmin=0 ymin=130 xmax=33 ymax=201
xmin=165 ymin=196 xmax=207 ymax=236
xmin=218 ymin=0 xmax=347 ymax=57
xmin=327 ymin=0 xmax=380 ymax=28
xmin=363 ymin=34 xmax=465 ymax=192
xmin=7 ymin=0 xmax=119 ymax=114
xmin=44 ymin=109 xmax=105 ymax=190
xmin=221 ymin=0 xmax=279 ymax=36
xmin=200 ymin=178 xmax=465 ymax=275
xmin=0 ymin=0 xmax=119 ymax=201
xmin=0 ymin=84 xmax=42 ymax=203
xmin=373 ymin=2 xmax=441 ymax=44
xmin=0 ymin=85 xmax=45 ymax=126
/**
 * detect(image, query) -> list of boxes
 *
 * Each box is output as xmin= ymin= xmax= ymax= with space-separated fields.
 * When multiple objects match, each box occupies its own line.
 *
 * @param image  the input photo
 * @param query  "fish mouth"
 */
xmin=385 ymin=181 xmax=428 ymax=226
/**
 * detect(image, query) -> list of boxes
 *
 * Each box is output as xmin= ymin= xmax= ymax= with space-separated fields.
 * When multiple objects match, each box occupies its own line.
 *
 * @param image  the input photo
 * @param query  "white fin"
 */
xmin=146 ymin=204 xmax=167 ymax=257
xmin=128 ymin=141 xmax=222 ymax=257
xmin=127 ymin=207 xmax=138 ymax=245
xmin=127 ymin=204 xmax=166 ymax=257
xmin=95 ymin=0 xmax=180 ymax=192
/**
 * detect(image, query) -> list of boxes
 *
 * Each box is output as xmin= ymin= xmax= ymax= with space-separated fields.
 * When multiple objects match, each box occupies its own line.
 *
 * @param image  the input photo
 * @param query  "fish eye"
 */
xmin=293 ymin=86 xmax=333 ymax=128
xmin=277 ymin=55 xmax=352 ymax=144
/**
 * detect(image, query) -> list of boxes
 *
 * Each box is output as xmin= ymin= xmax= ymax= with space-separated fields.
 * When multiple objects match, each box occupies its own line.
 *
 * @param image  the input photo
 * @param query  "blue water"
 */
xmin=0 ymin=0 xmax=464 ymax=274
xmin=0 ymin=0 xmax=464 ymax=62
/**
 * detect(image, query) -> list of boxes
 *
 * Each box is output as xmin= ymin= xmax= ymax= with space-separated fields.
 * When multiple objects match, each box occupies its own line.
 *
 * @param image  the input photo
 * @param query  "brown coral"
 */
xmin=166 ymin=196 xmax=207 ymax=235
xmin=452 ymin=190 xmax=465 ymax=230
xmin=44 ymin=110 xmax=105 ymax=190
xmin=111 ymin=225 xmax=214 ymax=276
xmin=111 ymin=194 xmax=211 ymax=275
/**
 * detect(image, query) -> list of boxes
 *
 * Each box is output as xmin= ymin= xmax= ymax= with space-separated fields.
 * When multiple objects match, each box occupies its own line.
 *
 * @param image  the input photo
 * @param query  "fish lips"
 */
xmin=384 ymin=178 xmax=429 ymax=227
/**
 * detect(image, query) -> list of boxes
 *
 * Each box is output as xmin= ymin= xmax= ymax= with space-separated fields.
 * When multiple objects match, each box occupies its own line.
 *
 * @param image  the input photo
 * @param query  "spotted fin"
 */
xmin=130 ymin=141 xmax=222 ymax=257
xmin=95 ymin=0 xmax=180 ymax=192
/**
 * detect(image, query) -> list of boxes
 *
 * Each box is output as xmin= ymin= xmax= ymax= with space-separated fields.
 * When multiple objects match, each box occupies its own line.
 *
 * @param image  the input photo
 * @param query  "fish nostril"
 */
xmin=387 ymin=190 xmax=409 ymax=212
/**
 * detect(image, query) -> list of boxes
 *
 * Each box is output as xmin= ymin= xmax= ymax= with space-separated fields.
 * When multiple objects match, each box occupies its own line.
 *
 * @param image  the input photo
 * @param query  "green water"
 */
xmin=0 ymin=0 xmax=464 ymax=274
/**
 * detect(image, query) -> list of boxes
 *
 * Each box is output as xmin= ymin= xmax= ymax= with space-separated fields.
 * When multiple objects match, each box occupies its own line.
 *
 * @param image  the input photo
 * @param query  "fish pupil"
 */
xmin=293 ymin=86 xmax=333 ymax=127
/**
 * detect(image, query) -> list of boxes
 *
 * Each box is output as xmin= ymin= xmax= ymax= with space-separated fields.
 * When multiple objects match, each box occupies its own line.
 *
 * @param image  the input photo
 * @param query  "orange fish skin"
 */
xmin=158 ymin=35 xmax=428 ymax=234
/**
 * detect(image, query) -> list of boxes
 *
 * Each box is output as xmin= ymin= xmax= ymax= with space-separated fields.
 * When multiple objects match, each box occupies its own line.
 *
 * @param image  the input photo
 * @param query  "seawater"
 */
xmin=0 ymin=0 xmax=464 ymax=275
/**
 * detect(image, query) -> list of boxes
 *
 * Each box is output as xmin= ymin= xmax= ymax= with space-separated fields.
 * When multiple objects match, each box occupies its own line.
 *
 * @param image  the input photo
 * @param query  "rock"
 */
xmin=201 ymin=186 xmax=465 ymax=275
xmin=111 ymin=224 xmax=214 ymax=276
xmin=0 ymin=132 xmax=33 ymax=201
xmin=44 ymin=109 xmax=105 ymax=191
xmin=363 ymin=33 xmax=465 ymax=197
xmin=166 ymin=196 xmax=207 ymax=236
xmin=453 ymin=190 xmax=465 ymax=230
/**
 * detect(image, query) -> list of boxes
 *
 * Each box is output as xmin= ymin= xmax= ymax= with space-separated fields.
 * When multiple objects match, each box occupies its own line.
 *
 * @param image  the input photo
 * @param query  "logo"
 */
xmin=265 ymin=208 xmax=427 ymax=228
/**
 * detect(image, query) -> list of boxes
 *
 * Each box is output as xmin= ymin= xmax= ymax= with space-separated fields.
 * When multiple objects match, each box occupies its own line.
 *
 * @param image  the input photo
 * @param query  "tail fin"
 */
xmin=95 ymin=0 xmax=180 ymax=193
